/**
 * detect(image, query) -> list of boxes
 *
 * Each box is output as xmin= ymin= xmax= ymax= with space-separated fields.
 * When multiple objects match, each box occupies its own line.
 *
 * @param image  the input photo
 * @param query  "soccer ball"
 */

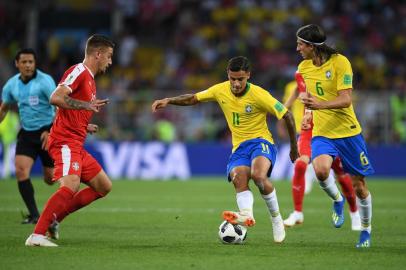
xmin=218 ymin=221 xmax=247 ymax=244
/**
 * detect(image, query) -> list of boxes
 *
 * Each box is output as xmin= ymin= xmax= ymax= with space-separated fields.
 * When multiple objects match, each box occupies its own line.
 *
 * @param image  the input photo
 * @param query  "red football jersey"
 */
xmin=50 ymin=63 xmax=96 ymax=145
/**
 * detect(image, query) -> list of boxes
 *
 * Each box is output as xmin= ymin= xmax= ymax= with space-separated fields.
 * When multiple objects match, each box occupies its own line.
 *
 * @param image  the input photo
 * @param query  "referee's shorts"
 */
xmin=16 ymin=124 xmax=54 ymax=168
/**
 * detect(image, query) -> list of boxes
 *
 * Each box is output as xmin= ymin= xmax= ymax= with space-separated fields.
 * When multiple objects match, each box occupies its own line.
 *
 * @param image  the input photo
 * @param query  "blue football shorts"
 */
xmin=226 ymin=138 xmax=277 ymax=181
xmin=311 ymin=134 xmax=375 ymax=176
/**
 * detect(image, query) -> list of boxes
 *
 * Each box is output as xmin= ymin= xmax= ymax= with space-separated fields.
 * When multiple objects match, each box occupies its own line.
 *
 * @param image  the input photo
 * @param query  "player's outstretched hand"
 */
xmin=151 ymin=98 xmax=169 ymax=112
xmin=87 ymin=124 xmax=98 ymax=134
xmin=89 ymin=99 xmax=109 ymax=112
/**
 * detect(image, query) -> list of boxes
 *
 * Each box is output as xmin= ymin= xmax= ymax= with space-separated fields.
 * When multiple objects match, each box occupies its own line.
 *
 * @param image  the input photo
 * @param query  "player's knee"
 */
xmin=315 ymin=169 xmax=330 ymax=181
xmin=60 ymin=175 xmax=81 ymax=192
xmin=15 ymin=166 xmax=29 ymax=180
xmin=95 ymin=177 xmax=113 ymax=196
xmin=101 ymin=180 xmax=112 ymax=195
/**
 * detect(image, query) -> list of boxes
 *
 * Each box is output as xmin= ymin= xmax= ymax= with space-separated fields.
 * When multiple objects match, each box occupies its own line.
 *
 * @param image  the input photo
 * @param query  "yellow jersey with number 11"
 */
xmin=196 ymin=81 xmax=287 ymax=152
xmin=298 ymin=54 xmax=362 ymax=138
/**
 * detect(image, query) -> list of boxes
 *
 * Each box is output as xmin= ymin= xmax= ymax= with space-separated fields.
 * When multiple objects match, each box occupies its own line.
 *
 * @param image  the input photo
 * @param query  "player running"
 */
xmin=25 ymin=34 xmax=115 ymax=247
xmin=283 ymin=72 xmax=361 ymax=231
xmin=296 ymin=24 xmax=374 ymax=248
xmin=152 ymin=56 xmax=299 ymax=243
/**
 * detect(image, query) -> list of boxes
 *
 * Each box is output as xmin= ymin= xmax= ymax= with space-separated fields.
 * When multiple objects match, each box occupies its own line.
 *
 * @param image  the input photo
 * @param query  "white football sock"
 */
xmin=357 ymin=193 xmax=372 ymax=233
xmin=318 ymin=173 xmax=343 ymax=202
xmin=261 ymin=189 xmax=280 ymax=218
xmin=304 ymin=163 xmax=316 ymax=194
xmin=236 ymin=190 xmax=254 ymax=217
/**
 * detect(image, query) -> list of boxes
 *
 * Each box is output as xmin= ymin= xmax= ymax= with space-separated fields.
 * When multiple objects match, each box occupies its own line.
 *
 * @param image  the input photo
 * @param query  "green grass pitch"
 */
xmin=0 ymin=178 xmax=405 ymax=270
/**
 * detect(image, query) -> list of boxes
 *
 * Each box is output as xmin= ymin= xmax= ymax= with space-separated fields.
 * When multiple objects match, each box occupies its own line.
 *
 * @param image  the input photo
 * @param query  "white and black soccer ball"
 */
xmin=218 ymin=221 xmax=247 ymax=244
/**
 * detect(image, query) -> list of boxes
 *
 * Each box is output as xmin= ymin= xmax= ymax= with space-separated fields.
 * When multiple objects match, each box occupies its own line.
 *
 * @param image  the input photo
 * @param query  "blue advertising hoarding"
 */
xmin=0 ymin=141 xmax=405 ymax=179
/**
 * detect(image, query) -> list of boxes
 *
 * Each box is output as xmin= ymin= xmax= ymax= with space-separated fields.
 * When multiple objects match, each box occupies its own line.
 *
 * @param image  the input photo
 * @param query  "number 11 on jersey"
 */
xmin=232 ymin=112 xmax=240 ymax=126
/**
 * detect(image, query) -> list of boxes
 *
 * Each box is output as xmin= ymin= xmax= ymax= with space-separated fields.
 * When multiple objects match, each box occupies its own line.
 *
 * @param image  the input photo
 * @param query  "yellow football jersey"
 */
xmin=282 ymin=80 xmax=303 ymax=133
xmin=196 ymin=81 xmax=287 ymax=152
xmin=298 ymin=54 xmax=362 ymax=138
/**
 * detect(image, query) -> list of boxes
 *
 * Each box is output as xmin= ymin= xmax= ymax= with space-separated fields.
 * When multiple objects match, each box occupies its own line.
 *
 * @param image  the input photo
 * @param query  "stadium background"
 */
xmin=0 ymin=0 xmax=405 ymax=179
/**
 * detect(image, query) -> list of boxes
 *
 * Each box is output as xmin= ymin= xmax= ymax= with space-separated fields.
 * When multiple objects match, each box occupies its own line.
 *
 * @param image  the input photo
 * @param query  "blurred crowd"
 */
xmin=0 ymin=0 xmax=405 ymax=144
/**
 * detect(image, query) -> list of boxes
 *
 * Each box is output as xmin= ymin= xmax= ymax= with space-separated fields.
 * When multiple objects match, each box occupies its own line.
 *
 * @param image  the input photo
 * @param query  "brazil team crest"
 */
xmin=245 ymin=105 xmax=252 ymax=113
xmin=326 ymin=70 xmax=332 ymax=79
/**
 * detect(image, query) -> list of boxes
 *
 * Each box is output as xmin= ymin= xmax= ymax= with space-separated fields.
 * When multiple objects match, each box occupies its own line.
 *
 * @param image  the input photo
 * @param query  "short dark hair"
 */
xmin=15 ymin=48 xmax=36 ymax=62
xmin=85 ymin=34 xmax=115 ymax=55
xmin=227 ymin=56 xmax=250 ymax=72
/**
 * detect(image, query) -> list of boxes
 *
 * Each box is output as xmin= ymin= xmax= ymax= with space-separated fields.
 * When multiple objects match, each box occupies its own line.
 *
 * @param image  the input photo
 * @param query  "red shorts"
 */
xmin=298 ymin=129 xmax=312 ymax=157
xmin=49 ymin=143 xmax=102 ymax=182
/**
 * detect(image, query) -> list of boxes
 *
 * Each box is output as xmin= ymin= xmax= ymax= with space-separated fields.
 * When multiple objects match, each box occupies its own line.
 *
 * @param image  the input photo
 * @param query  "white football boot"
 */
xmin=283 ymin=211 xmax=304 ymax=227
xmin=25 ymin=234 xmax=58 ymax=247
xmin=271 ymin=215 xmax=286 ymax=243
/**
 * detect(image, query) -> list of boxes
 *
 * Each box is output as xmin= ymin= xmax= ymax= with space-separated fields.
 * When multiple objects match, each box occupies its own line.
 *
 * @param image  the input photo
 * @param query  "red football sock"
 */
xmin=34 ymin=186 xmax=75 ymax=235
xmin=57 ymin=187 xmax=104 ymax=222
xmin=292 ymin=160 xmax=307 ymax=212
xmin=332 ymin=158 xmax=357 ymax=212
xmin=337 ymin=174 xmax=357 ymax=212
xmin=331 ymin=157 xmax=345 ymax=175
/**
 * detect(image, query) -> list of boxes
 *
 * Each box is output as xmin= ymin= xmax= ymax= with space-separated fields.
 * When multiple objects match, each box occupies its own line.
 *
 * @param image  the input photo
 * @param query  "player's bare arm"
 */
xmin=301 ymin=89 xmax=352 ymax=110
xmin=50 ymin=85 xmax=109 ymax=112
xmin=284 ymin=87 xmax=299 ymax=109
xmin=282 ymin=111 xmax=299 ymax=162
xmin=152 ymin=94 xmax=198 ymax=112
xmin=0 ymin=102 xmax=10 ymax=123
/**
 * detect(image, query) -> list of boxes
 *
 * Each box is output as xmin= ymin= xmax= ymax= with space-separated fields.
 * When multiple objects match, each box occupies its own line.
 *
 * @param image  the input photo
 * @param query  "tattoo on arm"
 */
xmin=168 ymin=94 xmax=198 ymax=106
xmin=63 ymin=95 xmax=90 ymax=110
